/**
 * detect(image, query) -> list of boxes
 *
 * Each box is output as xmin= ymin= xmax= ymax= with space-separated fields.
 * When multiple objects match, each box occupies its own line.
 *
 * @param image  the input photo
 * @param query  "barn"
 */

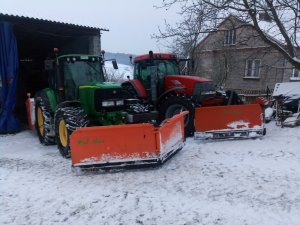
xmin=0 ymin=13 xmax=106 ymax=133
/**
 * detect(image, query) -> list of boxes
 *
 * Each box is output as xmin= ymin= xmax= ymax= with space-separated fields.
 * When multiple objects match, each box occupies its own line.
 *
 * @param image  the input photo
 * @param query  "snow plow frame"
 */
xmin=70 ymin=112 xmax=188 ymax=170
xmin=194 ymin=104 xmax=265 ymax=140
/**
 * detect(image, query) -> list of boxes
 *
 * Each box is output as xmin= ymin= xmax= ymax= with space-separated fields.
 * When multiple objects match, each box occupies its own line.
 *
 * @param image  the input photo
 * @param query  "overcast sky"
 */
xmin=0 ymin=0 xmax=180 ymax=55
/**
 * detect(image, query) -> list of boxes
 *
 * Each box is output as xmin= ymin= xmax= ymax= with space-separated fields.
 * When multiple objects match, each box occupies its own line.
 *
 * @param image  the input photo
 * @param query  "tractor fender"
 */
xmin=122 ymin=80 xmax=148 ymax=99
xmin=40 ymin=88 xmax=58 ymax=113
xmin=157 ymin=86 xmax=186 ymax=105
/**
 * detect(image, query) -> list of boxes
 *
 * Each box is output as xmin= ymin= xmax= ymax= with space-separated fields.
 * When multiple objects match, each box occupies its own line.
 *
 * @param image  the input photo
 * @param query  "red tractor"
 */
xmin=122 ymin=51 xmax=237 ymax=136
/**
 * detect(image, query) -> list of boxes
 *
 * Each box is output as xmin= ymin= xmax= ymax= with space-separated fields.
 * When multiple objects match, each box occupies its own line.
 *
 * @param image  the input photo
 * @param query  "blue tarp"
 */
xmin=0 ymin=21 xmax=20 ymax=133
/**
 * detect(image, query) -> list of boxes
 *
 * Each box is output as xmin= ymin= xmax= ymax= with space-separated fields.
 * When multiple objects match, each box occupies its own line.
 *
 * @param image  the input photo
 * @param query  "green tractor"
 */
xmin=35 ymin=53 xmax=128 ymax=158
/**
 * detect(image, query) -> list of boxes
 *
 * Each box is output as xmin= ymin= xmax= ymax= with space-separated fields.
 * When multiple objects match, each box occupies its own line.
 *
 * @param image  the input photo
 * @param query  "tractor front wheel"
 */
xmin=159 ymin=96 xmax=195 ymax=137
xmin=54 ymin=107 xmax=88 ymax=158
xmin=34 ymin=92 xmax=55 ymax=145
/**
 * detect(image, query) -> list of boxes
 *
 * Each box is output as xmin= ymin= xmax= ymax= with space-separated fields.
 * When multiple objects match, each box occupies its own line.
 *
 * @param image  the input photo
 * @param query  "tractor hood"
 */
xmin=79 ymin=82 xmax=121 ymax=89
xmin=78 ymin=82 xmax=124 ymax=116
xmin=164 ymin=75 xmax=213 ymax=96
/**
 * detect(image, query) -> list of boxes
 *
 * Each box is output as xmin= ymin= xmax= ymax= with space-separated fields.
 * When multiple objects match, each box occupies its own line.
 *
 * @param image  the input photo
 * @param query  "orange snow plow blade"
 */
xmin=194 ymin=104 xmax=266 ymax=140
xmin=70 ymin=111 xmax=188 ymax=169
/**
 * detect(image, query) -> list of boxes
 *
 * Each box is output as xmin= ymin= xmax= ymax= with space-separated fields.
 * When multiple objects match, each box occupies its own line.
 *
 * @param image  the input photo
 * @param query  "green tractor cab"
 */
xmin=35 ymin=54 xmax=127 ymax=157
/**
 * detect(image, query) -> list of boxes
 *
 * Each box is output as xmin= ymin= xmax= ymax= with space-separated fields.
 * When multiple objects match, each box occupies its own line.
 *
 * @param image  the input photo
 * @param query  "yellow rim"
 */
xmin=59 ymin=119 xmax=68 ymax=148
xmin=37 ymin=107 xmax=44 ymax=136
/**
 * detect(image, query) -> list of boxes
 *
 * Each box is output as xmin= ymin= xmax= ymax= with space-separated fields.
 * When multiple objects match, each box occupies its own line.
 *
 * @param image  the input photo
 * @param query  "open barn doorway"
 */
xmin=0 ymin=13 xmax=101 ymax=130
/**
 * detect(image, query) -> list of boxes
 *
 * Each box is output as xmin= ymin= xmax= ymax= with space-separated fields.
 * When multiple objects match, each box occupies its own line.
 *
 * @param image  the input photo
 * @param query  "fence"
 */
xmin=234 ymin=87 xmax=273 ymax=103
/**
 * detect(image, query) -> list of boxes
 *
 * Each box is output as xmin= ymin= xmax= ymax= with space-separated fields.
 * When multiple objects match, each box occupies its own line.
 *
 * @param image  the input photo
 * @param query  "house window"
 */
xmin=224 ymin=29 xmax=236 ymax=45
xmin=291 ymin=68 xmax=300 ymax=80
xmin=245 ymin=59 xmax=261 ymax=78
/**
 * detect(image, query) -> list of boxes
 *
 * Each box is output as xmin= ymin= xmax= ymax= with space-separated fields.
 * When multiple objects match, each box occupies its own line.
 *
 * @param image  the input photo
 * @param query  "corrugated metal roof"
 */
xmin=0 ymin=12 xmax=107 ymax=58
xmin=0 ymin=13 xmax=109 ymax=31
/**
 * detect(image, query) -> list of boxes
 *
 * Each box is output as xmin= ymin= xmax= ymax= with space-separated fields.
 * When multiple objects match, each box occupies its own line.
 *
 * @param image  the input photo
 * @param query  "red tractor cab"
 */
xmin=122 ymin=52 xmax=226 ymax=136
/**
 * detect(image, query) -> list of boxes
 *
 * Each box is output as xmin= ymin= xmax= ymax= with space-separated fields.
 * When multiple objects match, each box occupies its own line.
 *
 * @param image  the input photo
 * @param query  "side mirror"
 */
xmin=112 ymin=60 xmax=118 ymax=70
xmin=44 ymin=59 xmax=54 ymax=71
xmin=128 ymin=55 xmax=133 ymax=65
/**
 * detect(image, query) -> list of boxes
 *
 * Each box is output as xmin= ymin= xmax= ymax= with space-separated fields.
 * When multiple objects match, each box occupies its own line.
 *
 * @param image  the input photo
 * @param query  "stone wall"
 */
xmin=193 ymin=16 xmax=290 ymax=92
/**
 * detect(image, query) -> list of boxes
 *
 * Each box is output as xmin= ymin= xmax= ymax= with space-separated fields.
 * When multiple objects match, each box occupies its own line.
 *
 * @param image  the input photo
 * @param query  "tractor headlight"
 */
xmin=202 ymin=91 xmax=216 ymax=95
xmin=102 ymin=101 xmax=115 ymax=107
xmin=115 ymin=100 xmax=124 ymax=106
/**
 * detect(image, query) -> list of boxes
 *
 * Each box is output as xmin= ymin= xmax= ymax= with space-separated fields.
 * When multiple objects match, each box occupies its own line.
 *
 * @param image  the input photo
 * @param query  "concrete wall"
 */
xmin=60 ymin=35 xmax=100 ymax=55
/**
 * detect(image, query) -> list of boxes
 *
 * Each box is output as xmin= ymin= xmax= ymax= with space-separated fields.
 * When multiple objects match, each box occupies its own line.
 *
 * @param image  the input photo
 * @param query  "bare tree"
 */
xmin=156 ymin=0 xmax=300 ymax=69
xmin=104 ymin=66 xmax=133 ymax=83
xmin=153 ymin=1 xmax=220 ymax=58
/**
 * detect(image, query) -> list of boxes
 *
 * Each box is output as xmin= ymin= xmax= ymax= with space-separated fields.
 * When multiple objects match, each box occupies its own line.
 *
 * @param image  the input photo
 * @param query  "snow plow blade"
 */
xmin=70 ymin=112 xmax=188 ymax=169
xmin=194 ymin=104 xmax=265 ymax=140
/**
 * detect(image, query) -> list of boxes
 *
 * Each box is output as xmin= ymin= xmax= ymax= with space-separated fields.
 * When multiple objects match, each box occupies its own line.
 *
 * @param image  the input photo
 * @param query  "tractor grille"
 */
xmin=193 ymin=82 xmax=217 ymax=103
xmin=94 ymin=88 xmax=126 ymax=112
xmin=193 ymin=82 xmax=216 ymax=94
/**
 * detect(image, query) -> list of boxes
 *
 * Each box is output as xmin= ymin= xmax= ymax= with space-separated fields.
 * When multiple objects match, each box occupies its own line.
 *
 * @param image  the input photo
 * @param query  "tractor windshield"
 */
xmin=63 ymin=60 xmax=105 ymax=84
xmin=155 ymin=60 xmax=180 ymax=76
xmin=62 ymin=60 xmax=105 ymax=100
xmin=135 ymin=59 xmax=180 ymax=81
xmin=134 ymin=59 xmax=181 ymax=93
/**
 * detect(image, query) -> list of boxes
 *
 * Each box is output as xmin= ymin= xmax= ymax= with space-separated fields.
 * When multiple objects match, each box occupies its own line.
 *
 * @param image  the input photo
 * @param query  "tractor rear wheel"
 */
xmin=34 ymin=92 xmax=55 ymax=145
xmin=159 ymin=96 xmax=195 ymax=137
xmin=54 ymin=107 xmax=88 ymax=158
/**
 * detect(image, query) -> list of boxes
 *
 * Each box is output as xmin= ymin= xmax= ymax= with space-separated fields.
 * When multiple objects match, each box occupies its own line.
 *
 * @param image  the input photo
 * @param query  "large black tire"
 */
xmin=34 ymin=92 xmax=55 ymax=145
xmin=54 ymin=107 xmax=88 ymax=158
xmin=225 ymin=90 xmax=243 ymax=105
xmin=159 ymin=96 xmax=195 ymax=137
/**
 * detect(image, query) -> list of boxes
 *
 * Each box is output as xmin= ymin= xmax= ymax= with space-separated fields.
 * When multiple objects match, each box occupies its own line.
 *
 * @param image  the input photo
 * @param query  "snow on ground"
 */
xmin=1 ymin=122 xmax=300 ymax=225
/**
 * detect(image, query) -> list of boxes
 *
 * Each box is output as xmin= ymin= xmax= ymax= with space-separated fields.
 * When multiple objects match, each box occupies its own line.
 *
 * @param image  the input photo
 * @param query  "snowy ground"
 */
xmin=1 ymin=122 xmax=300 ymax=225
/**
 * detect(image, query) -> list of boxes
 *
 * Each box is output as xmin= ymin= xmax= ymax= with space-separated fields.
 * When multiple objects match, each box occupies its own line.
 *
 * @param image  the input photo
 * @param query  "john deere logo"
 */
xmin=77 ymin=138 xmax=104 ymax=145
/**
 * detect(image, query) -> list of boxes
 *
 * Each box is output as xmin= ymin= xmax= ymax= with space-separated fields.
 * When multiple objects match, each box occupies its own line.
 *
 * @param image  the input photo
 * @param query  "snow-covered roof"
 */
xmin=257 ymin=11 xmax=299 ymax=46
xmin=196 ymin=14 xmax=299 ymax=51
xmin=272 ymin=82 xmax=300 ymax=99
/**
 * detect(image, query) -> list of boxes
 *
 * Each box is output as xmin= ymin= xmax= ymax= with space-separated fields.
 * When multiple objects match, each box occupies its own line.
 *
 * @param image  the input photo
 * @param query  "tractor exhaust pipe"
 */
xmin=149 ymin=51 xmax=158 ymax=106
xmin=54 ymin=48 xmax=65 ymax=102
